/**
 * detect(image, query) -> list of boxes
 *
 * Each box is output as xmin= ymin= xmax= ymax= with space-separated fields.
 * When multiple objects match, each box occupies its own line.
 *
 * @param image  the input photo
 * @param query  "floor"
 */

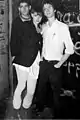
xmin=0 ymin=66 xmax=80 ymax=119
xmin=0 ymin=88 xmax=79 ymax=120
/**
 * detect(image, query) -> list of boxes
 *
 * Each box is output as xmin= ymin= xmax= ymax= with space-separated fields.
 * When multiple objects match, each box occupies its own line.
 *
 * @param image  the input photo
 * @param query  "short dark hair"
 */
xmin=18 ymin=0 xmax=31 ymax=7
xmin=42 ymin=0 xmax=56 ymax=10
xmin=31 ymin=9 xmax=42 ymax=17
xmin=31 ymin=3 xmax=42 ymax=14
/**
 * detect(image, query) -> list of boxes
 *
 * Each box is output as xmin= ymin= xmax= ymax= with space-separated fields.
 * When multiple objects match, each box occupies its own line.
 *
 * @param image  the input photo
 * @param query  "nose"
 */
xmin=45 ymin=9 xmax=49 ymax=13
xmin=23 ymin=7 xmax=26 ymax=10
xmin=23 ymin=6 xmax=27 ymax=10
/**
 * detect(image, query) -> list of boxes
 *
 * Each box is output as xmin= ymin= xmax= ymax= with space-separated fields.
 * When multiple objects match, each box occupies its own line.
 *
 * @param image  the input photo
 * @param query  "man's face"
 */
xmin=19 ymin=2 xmax=31 ymax=16
xmin=31 ymin=12 xmax=42 ymax=24
xmin=43 ymin=3 xmax=55 ymax=18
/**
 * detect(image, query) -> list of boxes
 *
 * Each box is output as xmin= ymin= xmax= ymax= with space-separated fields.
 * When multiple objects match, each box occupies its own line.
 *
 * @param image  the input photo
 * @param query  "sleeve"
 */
xmin=10 ymin=21 xmax=21 ymax=57
xmin=63 ymin=25 xmax=74 ymax=55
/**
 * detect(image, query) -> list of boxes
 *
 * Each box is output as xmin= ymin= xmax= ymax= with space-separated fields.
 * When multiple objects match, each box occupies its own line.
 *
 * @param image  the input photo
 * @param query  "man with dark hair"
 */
xmin=18 ymin=0 xmax=31 ymax=6
xmin=35 ymin=0 xmax=74 ymax=118
xmin=10 ymin=0 xmax=42 ymax=110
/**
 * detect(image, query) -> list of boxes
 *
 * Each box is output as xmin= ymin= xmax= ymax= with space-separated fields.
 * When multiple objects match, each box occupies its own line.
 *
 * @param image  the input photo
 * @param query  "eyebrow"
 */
xmin=33 ymin=12 xmax=42 ymax=16
xmin=37 ymin=13 xmax=42 ymax=16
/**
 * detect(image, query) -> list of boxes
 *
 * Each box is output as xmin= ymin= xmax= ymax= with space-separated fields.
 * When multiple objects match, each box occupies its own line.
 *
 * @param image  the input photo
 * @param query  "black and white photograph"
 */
xmin=0 ymin=0 xmax=80 ymax=119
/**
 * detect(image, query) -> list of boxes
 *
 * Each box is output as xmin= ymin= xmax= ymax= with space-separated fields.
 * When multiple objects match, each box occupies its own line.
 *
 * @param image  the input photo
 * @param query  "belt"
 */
xmin=43 ymin=57 xmax=59 ymax=65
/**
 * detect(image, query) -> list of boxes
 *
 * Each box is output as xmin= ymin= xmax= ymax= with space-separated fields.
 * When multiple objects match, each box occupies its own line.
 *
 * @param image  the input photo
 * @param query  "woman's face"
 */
xmin=31 ymin=12 xmax=42 ymax=24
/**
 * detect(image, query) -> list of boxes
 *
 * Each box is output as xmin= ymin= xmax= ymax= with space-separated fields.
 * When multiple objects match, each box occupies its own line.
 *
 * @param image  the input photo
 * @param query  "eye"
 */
xmin=25 ymin=5 xmax=28 ymax=7
xmin=33 ymin=15 xmax=37 ymax=17
xmin=20 ymin=5 xmax=28 ymax=8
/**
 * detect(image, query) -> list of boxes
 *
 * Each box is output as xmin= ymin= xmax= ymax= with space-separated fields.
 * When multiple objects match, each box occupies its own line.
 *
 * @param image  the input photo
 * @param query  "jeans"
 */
xmin=35 ymin=59 xmax=63 ymax=115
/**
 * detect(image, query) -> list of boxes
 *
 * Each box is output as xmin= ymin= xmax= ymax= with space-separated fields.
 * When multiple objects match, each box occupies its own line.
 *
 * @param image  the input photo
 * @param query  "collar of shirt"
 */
xmin=20 ymin=16 xmax=31 ymax=22
xmin=41 ymin=19 xmax=58 ymax=35
xmin=46 ymin=19 xmax=58 ymax=28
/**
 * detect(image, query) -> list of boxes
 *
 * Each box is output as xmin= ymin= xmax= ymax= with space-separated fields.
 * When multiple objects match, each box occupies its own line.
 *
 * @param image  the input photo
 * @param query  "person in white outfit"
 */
xmin=10 ymin=0 xmax=42 ymax=110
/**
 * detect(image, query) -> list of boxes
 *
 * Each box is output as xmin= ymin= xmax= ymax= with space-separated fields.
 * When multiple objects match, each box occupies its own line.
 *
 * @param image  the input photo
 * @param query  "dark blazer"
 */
xmin=10 ymin=16 xmax=42 ymax=67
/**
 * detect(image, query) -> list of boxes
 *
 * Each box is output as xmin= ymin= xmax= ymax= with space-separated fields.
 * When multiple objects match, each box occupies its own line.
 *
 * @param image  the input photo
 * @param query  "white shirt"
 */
xmin=13 ymin=51 xmax=40 ymax=79
xmin=41 ymin=19 xmax=74 ymax=61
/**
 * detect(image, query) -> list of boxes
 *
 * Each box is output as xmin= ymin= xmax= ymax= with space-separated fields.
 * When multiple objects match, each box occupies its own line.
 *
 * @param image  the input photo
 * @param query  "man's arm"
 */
xmin=10 ymin=21 xmax=17 ymax=57
xmin=10 ymin=19 xmax=21 ymax=59
xmin=54 ymin=53 xmax=70 ymax=68
xmin=54 ymin=25 xmax=74 ymax=68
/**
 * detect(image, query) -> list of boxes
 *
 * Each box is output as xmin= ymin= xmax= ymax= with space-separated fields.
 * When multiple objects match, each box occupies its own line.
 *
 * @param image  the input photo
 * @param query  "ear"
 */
xmin=18 ymin=7 xmax=20 ymax=12
xmin=29 ymin=5 xmax=31 ymax=10
xmin=31 ymin=13 xmax=34 ymax=18
xmin=54 ymin=9 xmax=56 ymax=12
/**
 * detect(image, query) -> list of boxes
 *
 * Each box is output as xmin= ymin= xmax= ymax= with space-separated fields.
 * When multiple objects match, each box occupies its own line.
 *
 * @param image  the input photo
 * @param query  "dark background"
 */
xmin=0 ymin=0 xmax=80 ymax=119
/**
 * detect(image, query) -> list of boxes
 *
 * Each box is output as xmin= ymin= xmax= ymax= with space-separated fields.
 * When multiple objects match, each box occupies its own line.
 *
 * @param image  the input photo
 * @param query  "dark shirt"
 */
xmin=10 ymin=16 xmax=42 ymax=67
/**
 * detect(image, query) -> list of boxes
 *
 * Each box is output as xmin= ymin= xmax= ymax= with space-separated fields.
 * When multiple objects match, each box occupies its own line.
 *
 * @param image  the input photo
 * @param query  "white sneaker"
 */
xmin=22 ymin=94 xmax=33 ymax=109
xmin=13 ymin=95 xmax=22 ymax=109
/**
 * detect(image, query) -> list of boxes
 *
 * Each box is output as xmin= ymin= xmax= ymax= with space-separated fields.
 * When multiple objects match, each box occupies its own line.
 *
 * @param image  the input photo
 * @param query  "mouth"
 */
xmin=46 ymin=13 xmax=51 ymax=16
xmin=46 ymin=12 xmax=51 ymax=15
xmin=23 ymin=11 xmax=28 ymax=14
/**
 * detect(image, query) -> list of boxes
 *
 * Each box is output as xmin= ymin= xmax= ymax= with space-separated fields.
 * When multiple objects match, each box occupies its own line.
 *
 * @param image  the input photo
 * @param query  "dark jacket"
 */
xmin=10 ymin=16 xmax=42 ymax=67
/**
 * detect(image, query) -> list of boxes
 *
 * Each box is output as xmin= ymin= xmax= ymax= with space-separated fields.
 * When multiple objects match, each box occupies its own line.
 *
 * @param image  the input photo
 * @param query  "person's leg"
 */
xmin=22 ymin=52 xmax=40 ymax=109
xmin=13 ymin=64 xmax=28 ymax=109
xmin=49 ymin=64 xmax=63 ymax=118
xmin=13 ymin=65 xmax=17 ymax=93
xmin=35 ymin=61 xmax=49 ymax=111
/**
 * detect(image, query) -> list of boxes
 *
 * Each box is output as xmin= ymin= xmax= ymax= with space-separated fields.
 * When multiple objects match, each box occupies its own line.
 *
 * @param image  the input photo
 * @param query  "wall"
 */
xmin=0 ymin=0 xmax=9 ymax=100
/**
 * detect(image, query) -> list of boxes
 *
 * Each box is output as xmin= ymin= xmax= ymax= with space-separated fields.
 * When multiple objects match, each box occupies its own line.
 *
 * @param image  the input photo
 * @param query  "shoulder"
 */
xmin=41 ymin=22 xmax=47 ymax=29
xmin=57 ymin=20 xmax=68 ymax=30
xmin=12 ymin=16 xmax=21 ymax=26
xmin=41 ymin=22 xmax=48 ymax=33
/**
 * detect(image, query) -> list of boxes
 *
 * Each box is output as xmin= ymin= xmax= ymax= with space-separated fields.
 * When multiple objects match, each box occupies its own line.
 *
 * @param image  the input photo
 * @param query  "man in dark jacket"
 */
xmin=10 ymin=0 xmax=42 ymax=110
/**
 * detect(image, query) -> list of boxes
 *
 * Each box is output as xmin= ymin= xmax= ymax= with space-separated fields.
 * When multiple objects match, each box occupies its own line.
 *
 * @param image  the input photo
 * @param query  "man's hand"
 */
xmin=54 ymin=62 xmax=62 ymax=68
xmin=54 ymin=53 xmax=70 ymax=68
xmin=40 ymin=56 xmax=43 ymax=62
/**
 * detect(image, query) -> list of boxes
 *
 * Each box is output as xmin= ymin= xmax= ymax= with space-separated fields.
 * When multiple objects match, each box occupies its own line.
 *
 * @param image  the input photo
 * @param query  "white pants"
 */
xmin=13 ymin=52 xmax=40 ymax=109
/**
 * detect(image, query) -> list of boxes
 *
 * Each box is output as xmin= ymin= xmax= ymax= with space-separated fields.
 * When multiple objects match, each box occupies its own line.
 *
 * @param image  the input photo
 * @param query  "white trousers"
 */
xmin=13 ymin=52 xmax=40 ymax=109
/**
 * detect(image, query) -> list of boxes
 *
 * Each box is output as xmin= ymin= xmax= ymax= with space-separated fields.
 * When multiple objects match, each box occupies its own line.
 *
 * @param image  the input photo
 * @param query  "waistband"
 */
xmin=43 ymin=57 xmax=59 ymax=65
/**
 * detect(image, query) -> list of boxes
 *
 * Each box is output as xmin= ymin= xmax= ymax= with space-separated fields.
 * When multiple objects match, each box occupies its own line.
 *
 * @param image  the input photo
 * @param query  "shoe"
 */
xmin=13 ymin=95 xmax=22 ymax=109
xmin=22 ymin=94 xmax=33 ymax=109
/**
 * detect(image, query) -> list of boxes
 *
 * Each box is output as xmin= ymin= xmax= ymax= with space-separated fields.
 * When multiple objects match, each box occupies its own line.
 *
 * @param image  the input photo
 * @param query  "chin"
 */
xmin=46 ymin=14 xmax=51 ymax=18
xmin=36 ymin=21 xmax=40 ymax=24
xmin=47 ymin=16 xmax=52 ymax=18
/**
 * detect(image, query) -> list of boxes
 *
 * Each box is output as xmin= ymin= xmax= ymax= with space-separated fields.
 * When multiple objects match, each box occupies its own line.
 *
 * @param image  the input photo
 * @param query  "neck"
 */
xmin=48 ymin=16 xmax=56 ymax=26
xmin=20 ymin=14 xmax=31 ymax=21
